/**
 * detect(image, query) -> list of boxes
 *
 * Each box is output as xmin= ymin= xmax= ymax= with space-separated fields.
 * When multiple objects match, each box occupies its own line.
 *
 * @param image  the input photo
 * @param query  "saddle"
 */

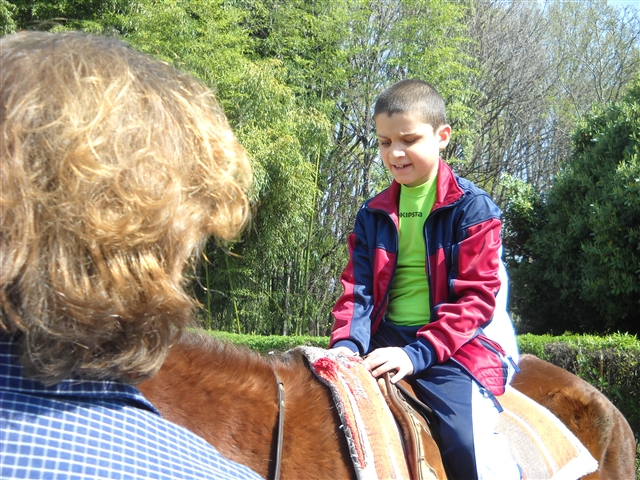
xmin=377 ymin=374 xmax=600 ymax=480
xmin=377 ymin=374 xmax=444 ymax=480
xmin=298 ymin=347 xmax=598 ymax=480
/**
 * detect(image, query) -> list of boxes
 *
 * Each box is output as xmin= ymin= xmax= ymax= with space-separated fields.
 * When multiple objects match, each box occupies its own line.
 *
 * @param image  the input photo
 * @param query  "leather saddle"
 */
xmin=377 ymin=373 xmax=447 ymax=480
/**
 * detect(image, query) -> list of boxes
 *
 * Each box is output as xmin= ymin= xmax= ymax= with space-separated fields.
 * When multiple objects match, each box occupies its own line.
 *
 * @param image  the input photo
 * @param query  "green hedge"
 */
xmin=209 ymin=331 xmax=330 ymax=353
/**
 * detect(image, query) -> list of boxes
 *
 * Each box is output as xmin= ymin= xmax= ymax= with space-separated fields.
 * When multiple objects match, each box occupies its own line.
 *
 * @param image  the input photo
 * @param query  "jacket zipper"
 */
xmin=367 ymin=207 xmax=399 ymax=326
xmin=366 ymin=192 xmax=465 ymax=326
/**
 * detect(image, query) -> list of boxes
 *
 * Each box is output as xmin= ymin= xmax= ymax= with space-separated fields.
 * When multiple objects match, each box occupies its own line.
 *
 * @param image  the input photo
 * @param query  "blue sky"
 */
xmin=607 ymin=0 xmax=639 ymax=8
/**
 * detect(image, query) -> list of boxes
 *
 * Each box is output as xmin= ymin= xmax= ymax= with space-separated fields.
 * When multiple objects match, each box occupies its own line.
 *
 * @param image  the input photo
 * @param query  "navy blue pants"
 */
xmin=371 ymin=321 xmax=478 ymax=480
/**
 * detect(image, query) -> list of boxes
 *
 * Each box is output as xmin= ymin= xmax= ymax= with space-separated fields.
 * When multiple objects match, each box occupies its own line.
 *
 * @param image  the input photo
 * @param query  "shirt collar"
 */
xmin=0 ymin=334 xmax=160 ymax=414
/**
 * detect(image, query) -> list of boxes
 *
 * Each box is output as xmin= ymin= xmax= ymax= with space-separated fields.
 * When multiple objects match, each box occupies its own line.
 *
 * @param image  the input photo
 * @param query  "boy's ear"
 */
xmin=437 ymin=124 xmax=452 ymax=149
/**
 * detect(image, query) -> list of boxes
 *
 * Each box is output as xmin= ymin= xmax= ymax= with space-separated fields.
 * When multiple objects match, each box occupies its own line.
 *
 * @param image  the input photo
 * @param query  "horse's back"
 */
xmin=511 ymin=354 xmax=636 ymax=480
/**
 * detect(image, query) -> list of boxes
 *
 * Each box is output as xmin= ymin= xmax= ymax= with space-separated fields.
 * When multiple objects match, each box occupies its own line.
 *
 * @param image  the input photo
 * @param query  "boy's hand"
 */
xmin=363 ymin=347 xmax=413 ymax=383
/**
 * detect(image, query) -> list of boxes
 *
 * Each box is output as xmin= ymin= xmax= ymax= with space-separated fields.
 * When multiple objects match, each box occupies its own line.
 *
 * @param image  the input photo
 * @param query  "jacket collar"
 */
xmin=368 ymin=159 xmax=464 ymax=215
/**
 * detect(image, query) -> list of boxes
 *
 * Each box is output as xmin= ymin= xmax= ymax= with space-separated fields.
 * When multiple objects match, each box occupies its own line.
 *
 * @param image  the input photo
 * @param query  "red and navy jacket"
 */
xmin=330 ymin=159 xmax=509 ymax=396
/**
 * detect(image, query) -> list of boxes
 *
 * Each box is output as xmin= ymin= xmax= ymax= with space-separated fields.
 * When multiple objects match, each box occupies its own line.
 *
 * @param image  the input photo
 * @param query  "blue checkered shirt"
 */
xmin=0 ymin=335 xmax=263 ymax=479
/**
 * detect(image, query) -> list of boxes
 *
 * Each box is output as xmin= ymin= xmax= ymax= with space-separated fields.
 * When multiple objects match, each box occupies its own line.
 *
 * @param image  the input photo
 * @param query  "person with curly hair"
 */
xmin=0 ymin=31 xmax=261 ymax=479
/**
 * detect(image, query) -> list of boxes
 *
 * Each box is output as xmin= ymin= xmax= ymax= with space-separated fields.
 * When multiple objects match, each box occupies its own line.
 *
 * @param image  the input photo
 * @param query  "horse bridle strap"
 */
xmin=272 ymin=371 xmax=285 ymax=480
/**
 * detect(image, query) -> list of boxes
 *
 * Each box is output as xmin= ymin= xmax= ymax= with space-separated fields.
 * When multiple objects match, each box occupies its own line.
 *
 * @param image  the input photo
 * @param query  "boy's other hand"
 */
xmin=363 ymin=347 xmax=413 ymax=383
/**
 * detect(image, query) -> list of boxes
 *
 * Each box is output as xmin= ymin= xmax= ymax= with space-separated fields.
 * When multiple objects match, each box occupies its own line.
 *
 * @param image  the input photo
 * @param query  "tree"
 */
xmin=5 ymin=0 xmax=638 ymax=336
xmin=2 ymin=0 xmax=332 ymax=335
xmin=465 ymin=0 xmax=640 ymax=204
xmin=129 ymin=0 xmax=334 ymax=336
xmin=206 ymin=0 xmax=477 ymax=335
xmin=464 ymin=0 xmax=560 ymax=197
xmin=0 ymin=0 xmax=137 ymax=33
xmin=511 ymin=75 xmax=640 ymax=335
xmin=311 ymin=0 xmax=476 ymax=334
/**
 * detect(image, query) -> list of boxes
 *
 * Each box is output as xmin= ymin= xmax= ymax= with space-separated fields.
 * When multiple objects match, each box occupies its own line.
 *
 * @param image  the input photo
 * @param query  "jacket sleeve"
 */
xmin=329 ymin=211 xmax=375 ymax=355
xmin=410 ymin=203 xmax=502 ymax=372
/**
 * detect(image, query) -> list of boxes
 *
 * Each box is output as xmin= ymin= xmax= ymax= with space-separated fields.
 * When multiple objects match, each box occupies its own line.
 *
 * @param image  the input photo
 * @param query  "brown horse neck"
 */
xmin=139 ymin=333 xmax=354 ymax=479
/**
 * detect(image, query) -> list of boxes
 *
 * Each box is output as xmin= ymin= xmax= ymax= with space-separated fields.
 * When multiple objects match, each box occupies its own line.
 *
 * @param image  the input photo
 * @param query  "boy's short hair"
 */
xmin=0 ymin=31 xmax=251 ymax=384
xmin=374 ymin=79 xmax=446 ymax=128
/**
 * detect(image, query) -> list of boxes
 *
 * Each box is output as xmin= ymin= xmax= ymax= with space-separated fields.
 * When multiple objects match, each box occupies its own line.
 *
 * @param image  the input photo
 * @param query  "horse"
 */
xmin=138 ymin=331 xmax=636 ymax=480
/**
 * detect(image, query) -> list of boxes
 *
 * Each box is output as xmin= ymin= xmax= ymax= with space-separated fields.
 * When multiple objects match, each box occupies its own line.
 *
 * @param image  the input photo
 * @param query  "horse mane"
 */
xmin=166 ymin=331 xmax=330 ymax=404
xmin=171 ymin=331 xmax=278 ymax=377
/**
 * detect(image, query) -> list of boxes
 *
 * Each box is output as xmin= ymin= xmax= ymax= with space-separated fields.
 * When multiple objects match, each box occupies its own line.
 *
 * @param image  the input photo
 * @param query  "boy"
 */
xmin=329 ymin=79 xmax=520 ymax=479
xmin=0 ymin=31 xmax=260 ymax=479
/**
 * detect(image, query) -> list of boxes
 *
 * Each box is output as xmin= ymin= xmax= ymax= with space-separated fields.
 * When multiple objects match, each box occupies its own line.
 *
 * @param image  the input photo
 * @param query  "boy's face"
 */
xmin=375 ymin=111 xmax=451 ymax=187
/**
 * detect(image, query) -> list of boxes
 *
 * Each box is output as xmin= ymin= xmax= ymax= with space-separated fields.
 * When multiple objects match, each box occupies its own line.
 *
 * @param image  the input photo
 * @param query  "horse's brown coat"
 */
xmin=138 ymin=333 xmax=353 ymax=479
xmin=139 ymin=334 xmax=636 ymax=480
xmin=511 ymin=354 xmax=636 ymax=480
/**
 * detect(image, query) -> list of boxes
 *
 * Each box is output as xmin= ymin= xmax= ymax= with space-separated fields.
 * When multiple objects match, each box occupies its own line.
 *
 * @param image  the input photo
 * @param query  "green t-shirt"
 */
xmin=386 ymin=177 xmax=437 ymax=326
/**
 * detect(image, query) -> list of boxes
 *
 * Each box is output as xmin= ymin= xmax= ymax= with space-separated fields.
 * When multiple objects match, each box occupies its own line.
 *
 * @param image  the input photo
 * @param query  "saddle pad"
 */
xmin=497 ymin=386 xmax=598 ymax=480
xmin=296 ymin=347 xmax=411 ymax=480
xmin=297 ymin=347 xmax=598 ymax=480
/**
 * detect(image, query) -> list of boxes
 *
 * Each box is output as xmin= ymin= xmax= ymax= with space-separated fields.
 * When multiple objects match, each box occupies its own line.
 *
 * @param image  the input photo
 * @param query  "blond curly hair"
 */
xmin=0 ymin=31 xmax=252 ymax=384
